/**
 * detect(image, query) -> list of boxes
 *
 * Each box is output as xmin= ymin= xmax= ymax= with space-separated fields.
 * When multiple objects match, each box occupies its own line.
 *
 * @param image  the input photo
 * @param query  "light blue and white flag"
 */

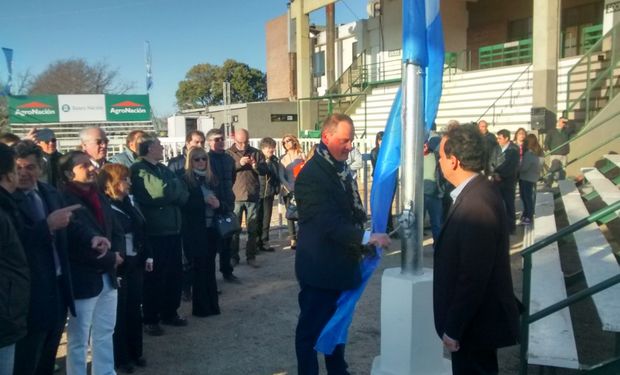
xmin=315 ymin=0 xmax=443 ymax=355
xmin=2 ymin=47 xmax=14 ymax=96
xmin=145 ymin=41 xmax=153 ymax=92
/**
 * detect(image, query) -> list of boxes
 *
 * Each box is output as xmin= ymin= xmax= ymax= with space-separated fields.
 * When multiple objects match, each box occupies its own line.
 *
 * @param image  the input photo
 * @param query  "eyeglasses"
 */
xmin=88 ymin=138 xmax=109 ymax=146
xmin=209 ymin=137 xmax=224 ymax=142
xmin=193 ymin=157 xmax=208 ymax=162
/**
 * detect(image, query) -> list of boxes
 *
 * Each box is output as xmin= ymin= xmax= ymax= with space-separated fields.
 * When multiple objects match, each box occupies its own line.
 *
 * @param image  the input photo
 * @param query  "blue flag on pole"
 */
xmin=145 ymin=41 xmax=153 ymax=92
xmin=2 ymin=47 xmax=14 ymax=96
xmin=314 ymin=0 xmax=443 ymax=355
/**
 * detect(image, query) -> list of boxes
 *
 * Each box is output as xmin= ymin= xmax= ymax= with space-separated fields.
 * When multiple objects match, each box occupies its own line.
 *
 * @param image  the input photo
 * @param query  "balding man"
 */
xmin=80 ymin=127 xmax=109 ymax=170
xmin=294 ymin=114 xmax=390 ymax=374
xmin=226 ymin=129 xmax=262 ymax=268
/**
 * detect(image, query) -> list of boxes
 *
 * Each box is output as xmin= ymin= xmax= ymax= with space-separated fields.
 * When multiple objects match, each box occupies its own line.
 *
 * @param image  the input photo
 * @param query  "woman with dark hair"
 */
xmin=518 ymin=134 xmax=544 ymax=225
xmin=370 ymin=131 xmax=384 ymax=171
xmin=513 ymin=127 xmax=527 ymax=162
xmin=99 ymin=163 xmax=152 ymax=373
xmin=279 ymin=134 xmax=305 ymax=249
xmin=181 ymin=146 xmax=221 ymax=317
xmin=58 ymin=151 xmax=123 ymax=375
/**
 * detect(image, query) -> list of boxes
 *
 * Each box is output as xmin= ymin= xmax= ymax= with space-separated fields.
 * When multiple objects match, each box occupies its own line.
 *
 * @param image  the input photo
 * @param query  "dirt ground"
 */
xmin=52 ymin=209 xmax=611 ymax=375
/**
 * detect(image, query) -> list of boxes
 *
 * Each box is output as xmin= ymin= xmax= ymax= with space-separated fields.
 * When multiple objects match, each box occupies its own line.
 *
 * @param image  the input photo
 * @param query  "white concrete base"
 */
xmin=371 ymin=267 xmax=451 ymax=375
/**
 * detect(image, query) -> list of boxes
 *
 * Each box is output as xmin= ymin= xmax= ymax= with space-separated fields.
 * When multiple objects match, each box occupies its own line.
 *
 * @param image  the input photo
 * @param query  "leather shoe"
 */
xmin=223 ymin=274 xmax=241 ymax=284
xmin=247 ymin=258 xmax=260 ymax=268
xmin=161 ymin=316 xmax=188 ymax=327
xmin=144 ymin=324 xmax=164 ymax=336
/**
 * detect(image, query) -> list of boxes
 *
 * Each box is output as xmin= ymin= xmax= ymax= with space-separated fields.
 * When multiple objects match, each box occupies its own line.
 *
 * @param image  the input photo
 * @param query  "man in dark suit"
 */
xmin=434 ymin=125 xmax=520 ymax=374
xmin=493 ymin=129 xmax=520 ymax=234
xmin=294 ymin=114 xmax=390 ymax=375
xmin=11 ymin=141 xmax=110 ymax=375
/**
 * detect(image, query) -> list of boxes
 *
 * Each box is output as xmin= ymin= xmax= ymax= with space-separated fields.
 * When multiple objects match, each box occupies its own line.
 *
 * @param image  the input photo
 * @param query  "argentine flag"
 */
xmin=315 ymin=0 xmax=444 ymax=355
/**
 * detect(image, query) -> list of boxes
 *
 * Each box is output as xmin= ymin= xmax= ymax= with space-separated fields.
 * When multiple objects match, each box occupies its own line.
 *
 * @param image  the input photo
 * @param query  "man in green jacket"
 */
xmin=131 ymin=135 xmax=189 ymax=336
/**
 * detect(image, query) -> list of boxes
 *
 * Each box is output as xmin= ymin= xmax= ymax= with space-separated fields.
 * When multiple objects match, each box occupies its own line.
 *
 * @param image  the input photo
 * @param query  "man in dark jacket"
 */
xmin=493 ymin=129 xmax=520 ymax=234
xmin=226 ymin=129 xmax=262 ymax=267
xmin=544 ymin=116 xmax=572 ymax=186
xmin=434 ymin=125 xmax=520 ymax=374
xmin=294 ymin=114 xmax=390 ymax=374
xmin=167 ymin=130 xmax=205 ymax=175
xmin=206 ymin=129 xmax=240 ymax=283
xmin=0 ymin=144 xmax=29 ymax=375
xmin=256 ymin=137 xmax=281 ymax=252
xmin=34 ymin=128 xmax=63 ymax=187
xmin=11 ymin=141 xmax=110 ymax=375
xmin=131 ymin=135 xmax=189 ymax=334
xmin=478 ymin=120 xmax=500 ymax=174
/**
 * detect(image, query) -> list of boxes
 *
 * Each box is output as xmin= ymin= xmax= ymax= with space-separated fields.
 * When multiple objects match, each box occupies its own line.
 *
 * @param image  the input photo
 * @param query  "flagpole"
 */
xmin=400 ymin=62 xmax=425 ymax=275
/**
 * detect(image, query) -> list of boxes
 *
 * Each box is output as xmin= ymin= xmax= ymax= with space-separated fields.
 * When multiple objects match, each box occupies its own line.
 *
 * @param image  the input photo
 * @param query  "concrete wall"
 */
xmin=207 ymin=102 xmax=298 ymax=139
xmin=266 ymin=14 xmax=291 ymax=101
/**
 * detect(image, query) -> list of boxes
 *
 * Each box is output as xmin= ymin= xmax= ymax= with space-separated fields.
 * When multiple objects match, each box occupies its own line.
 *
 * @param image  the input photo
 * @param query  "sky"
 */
xmin=0 ymin=0 xmax=368 ymax=117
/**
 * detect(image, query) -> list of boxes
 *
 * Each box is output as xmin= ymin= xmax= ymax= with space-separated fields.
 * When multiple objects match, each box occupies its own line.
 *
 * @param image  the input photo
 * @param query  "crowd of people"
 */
xmin=0 ymin=113 xmax=565 ymax=375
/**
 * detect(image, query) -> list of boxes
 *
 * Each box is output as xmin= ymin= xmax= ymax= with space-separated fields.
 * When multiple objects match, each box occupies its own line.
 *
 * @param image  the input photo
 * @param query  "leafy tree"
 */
xmin=176 ymin=59 xmax=266 ymax=109
xmin=28 ymin=58 xmax=133 ymax=95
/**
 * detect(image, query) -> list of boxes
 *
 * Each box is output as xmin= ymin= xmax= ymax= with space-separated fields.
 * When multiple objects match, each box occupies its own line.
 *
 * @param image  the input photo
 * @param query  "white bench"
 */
xmin=527 ymin=192 xmax=580 ymax=369
xmin=582 ymin=168 xmax=620 ymax=205
xmin=559 ymin=180 xmax=620 ymax=332
xmin=604 ymin=154 xmax=620 ymax=170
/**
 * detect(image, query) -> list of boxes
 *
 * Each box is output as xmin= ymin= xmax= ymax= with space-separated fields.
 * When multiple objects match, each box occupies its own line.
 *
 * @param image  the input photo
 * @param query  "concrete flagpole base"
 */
xmin=371 ymin=267 xmax=451 ymax=375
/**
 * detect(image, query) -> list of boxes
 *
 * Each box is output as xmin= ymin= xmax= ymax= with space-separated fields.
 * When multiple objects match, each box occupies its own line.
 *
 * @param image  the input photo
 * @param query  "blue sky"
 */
xmin=0 ymin=0 xmax=367 ymax=117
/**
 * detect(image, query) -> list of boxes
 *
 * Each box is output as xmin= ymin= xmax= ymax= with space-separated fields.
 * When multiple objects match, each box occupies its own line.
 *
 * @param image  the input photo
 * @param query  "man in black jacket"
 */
xmin=11 ymin=141 xmax=110 ymax=375
xmin=544 ymin=116 xmax=571 ymax=186
xmin=493 ymin=129 xmax=520 ymax=234
xmin=168 ymin=130 xmax=206 ymax=175
xmin=434 ymin=125 xmax=520 ymax=374
xmin=0 ymin=144 xmax=29 ymax=375
xmin=206 ymin=129 xmax=240 ymax=283
xmin=294 ymin=114 xmax=390 ymax=374
xmin=256 ymin=137 xmax=281 ymax=252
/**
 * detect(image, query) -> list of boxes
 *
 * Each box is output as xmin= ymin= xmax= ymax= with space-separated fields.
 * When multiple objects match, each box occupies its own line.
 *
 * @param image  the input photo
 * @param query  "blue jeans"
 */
xmin=231 ymin=201 xmax=258 ymax=261
xmin=0 ymin=344 xmax=15 ymax=375
xmin=424 ymin=195 xmax=443 ymax=244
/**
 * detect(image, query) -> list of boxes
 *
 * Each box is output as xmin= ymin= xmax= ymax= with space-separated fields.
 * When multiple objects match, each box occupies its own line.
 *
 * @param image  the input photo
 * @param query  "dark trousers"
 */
xmin=231 ymin=201 xmax=258 ymax=261
xmin=217 ymin=236 xmax=234 ymax=277
xmin=519 ymin=179 xmax=535 ymax=220
xmin=499 ymin=184 xmax=516 ymax=232
xmin=424 ymin=195 xmax=443 ymax=243
xmin=13 ymin=280 xmax=67 ymax=375
xmin=256 ymin=195 xmax=275 ymax=248
xmin=284 ymin=194 xmax=297 ymax=240
xmin=143 ymin=235 xmax=183 ymax=324
xmin=295 ymin=285 xmax=349 ymax=375
xmin=451 ymin=346 xmax=498 ymax=375
xmin=192 ymin=229 xmax=220 ymax=317
xmin=114 ymin=256 xmax=144 ymax=366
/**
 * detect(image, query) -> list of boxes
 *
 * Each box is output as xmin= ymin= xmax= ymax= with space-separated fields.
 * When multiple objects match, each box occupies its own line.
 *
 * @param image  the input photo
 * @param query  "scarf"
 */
xmin=66 ymin=183 xmax=106 ymax=229
xmin=316 ymin=142 xmax=367 ymax=226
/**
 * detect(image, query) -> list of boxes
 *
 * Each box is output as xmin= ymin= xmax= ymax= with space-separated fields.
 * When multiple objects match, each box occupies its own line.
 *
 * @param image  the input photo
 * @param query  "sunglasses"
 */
xmin=193 ymin=157 xmax=208 ymax=162
xmin=284 ymin=139 xmax=293 ymax=143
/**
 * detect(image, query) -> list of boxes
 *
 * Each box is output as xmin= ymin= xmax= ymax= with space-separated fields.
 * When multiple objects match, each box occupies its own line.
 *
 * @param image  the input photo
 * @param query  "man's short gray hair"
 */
xmin=79 ymin=126 xmax=106 ymax=142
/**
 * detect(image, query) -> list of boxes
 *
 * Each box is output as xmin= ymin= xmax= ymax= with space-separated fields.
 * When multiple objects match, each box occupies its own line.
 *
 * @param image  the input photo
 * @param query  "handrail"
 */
xmin=520 ymin=199 xmax=620 ymax=375
xmin=475 ymin=63 xmax=532 ymax=123
xmin=565 ymin=22 xmax=620 ymax=117
xmin=325 ymin=50 xmax=366 ymax=96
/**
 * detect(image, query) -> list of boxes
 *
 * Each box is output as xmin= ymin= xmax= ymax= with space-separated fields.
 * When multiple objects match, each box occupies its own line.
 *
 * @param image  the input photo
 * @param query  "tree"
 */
xmin=28 ymin=58 xmax=133 ymax=95
xmin=176 ymin=59 xmax=266 ymax=109
xmin=0 ymin=71 xmax=33 ymax=132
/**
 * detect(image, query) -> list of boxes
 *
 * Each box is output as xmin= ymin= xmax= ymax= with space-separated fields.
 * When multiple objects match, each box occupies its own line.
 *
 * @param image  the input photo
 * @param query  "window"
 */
xmin=312 ymin=51 xmax=325 ymax=77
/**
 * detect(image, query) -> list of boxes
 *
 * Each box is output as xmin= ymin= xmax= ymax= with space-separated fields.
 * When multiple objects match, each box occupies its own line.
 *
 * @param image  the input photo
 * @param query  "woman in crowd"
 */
xmin=181 ymin=147 xmax=221 ymax=317
xmin=370 ymin=131 xmax=384 ymax=172
xmin=513 ymin=127 xmax=528 ymax=162
xmin=99 ymin=163 xmax=153 ymax=373
xmin=279 ymin=134 xmax=305 ymax=249
xmin=59 ymin=151 xmax=123 ymax=375
xmin=518 ymin=134 xmax=544 ymax=225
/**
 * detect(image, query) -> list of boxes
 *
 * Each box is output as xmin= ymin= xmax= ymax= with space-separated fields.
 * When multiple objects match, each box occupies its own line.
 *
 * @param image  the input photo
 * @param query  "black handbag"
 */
xmin=285 ymin=194 xmax=299 ymax=221
xmin=214 ymin=212 xmax=241 ymax=238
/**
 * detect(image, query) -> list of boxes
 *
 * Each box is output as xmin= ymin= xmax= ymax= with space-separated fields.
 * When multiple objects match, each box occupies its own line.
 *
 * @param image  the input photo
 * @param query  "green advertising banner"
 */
xmin=9 ymin=95 xmax=60 ymax=123
xmin=105 ymin=95 xmax=151 ymax=122
xmin=8 ymin=94 xmax=151 ymax=124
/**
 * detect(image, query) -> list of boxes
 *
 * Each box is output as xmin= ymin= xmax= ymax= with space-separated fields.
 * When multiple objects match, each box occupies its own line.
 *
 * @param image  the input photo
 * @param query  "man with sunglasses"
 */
xmin=80 ymin=127 xmax=109 ymax=171
xmin=206 ymin=129 xmax=240 ymax=283
xmin=35 ymin=128 xmax=63 ymax=187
